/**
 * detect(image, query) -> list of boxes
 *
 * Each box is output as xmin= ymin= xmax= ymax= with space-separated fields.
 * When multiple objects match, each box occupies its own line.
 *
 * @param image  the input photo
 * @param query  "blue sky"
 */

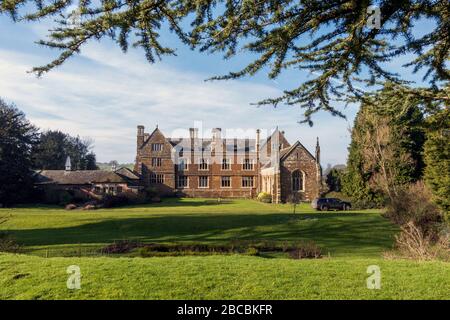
xmin=0 ymin=11 xmax=434 ymax=166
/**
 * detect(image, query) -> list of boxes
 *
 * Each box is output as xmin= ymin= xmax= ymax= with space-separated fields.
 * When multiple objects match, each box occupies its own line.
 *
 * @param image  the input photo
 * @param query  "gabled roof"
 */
xmin=280 ymin=141 xmax=316 ymax=161
xmin=260 ymin=127 xmax=291 ymax=150
xmin=140 ymin=127 xmax=168 ymax=149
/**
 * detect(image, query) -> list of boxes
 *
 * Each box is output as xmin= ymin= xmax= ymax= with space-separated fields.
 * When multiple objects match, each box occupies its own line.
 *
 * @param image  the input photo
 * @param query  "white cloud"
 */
xmin=0 ymin=43 xmax=355 ymax=166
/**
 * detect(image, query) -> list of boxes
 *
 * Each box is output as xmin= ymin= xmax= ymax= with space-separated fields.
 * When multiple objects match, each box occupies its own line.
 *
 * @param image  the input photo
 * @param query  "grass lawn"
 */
xmin=1 ymin=198 xmax=448 ymax=299
xmin=1 ymin=254 xmax=449 ymax=299
xmin=0 ymin=198 xmax=397 ymax=258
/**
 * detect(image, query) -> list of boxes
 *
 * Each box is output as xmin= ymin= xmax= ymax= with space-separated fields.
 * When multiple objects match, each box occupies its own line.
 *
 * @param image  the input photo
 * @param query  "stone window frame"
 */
xmin=151 ymin=143 xmax=164 ymax=152
xmin=242 ymin=158 xmax=254 ymax=170
xmin=292 ymin=170 xmax=305 ymax=192
xmin=177 ymin=175 xmax=189 ymax=188
xmin=150 ymin=173 xmax=164 ymax=184
xmin=152 ymin=157 xmax=162 ymax=167
xmin=198 ymin=158 xmax=209 ymax=171
xmin=221 ymin=158 xmax=231 ymax=171
xmin=199 ymin=176 xmax=209 ymax=188
xmin=241 ymin=176 xmax=254 ymax=188
xmin=221 ymin=176 xmax=231 ymax=188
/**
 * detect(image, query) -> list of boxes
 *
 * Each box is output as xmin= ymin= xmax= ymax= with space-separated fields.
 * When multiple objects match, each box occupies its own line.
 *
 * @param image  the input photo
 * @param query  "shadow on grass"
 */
xmin=5 ymin=198 xmax=236 ymax=211
xmin=126 ymin=198 xmax=236 ymax=209
xmin=8 ymin=212 xmax=398 ymax=256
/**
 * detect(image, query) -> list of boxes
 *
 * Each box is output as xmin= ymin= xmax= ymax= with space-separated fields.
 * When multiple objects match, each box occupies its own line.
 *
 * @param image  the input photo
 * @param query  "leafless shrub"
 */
xmin=385 ymin=181 xmax=444 ymax=240
xmin=383 ymin=182 xmax=449 ymax=261
xmin=287 ymin=241 xmax=322 ymax=259
xmin=390 ymin=221 xmax=449 ymax=261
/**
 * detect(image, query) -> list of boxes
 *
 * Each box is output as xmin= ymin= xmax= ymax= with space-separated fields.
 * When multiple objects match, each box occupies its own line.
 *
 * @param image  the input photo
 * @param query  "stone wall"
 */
xmin=135 ymin=126 xmax=321 ymax=202
xmin=280 ymin=144 xmax=320 ymax=202
xmin=136 ymin=128 xmax=175 ymax=195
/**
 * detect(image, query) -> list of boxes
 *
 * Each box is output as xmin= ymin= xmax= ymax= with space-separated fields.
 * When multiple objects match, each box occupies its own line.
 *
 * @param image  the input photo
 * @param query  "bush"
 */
xmin=101 ymin=240 xmax=142 ymax=254
xmin=384 ymin=181 xmax=449 ymax=261
xmin=324 ymin=192 xmax=352 ymax=202
xmin=100 ymin=191 xmax=146 ymax=208
xmin=0 ymin=232 xmax=20 ymax=253
xmin=58 ymin=190 xmax=75 ymax=205
xmin=100 ymin=194 xmax=129 ymax=208
xmin=287 ymin=241 xmax=322 ymax=259
xmin=385 ymin=181 xmax=444 ymax=240
xmin=257 ymin=192 xmax=272 ymax=203
xmin=144 ymin=187 xmax=159 ymax=199
xmin=245 ymin=247 xmax=259 ymax=256
xmin=389 ymin=221 xmax=449 ymax=261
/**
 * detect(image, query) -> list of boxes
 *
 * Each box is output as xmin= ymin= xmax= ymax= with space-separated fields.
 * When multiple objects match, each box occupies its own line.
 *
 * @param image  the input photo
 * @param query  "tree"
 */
xmin=0 ymin=99 xmax=39 ymax=206
xmin=0 ymin=1 xmax=448 ymax=123
xmin=33 ymin=130 xmax=98 ymax=170
xmin=32 ymin=130 xmax=66 ymax=170
xmin=423 ymin=108 xmax=450 ymax=215
xmin=326 ymin=167 xmax=345 ymax=193
xmin=342 ymin=115 xmax=385 ymax=207
xmin=342 ymin=85 xmax=425 ymax=206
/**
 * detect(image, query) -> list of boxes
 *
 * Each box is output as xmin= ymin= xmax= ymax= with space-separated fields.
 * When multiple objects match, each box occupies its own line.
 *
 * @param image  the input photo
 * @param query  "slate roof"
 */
xmin=34 ymin=168 xmax=140 ymax=185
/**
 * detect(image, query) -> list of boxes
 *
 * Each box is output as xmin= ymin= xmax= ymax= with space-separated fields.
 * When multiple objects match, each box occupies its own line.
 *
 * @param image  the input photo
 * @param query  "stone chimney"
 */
xmin=256 ymin=129 xmax=260 ymax=160
xmin=65 ymin=156 xmax=72 ymax=171
xmin=189 ymin=128 xmax=198 ymax=140
xmin=137 ymin=125 xmax=144 ymax=149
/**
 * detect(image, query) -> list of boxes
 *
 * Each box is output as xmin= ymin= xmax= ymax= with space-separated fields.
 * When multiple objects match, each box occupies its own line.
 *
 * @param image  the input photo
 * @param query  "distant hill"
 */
xmin=96 ymin=162 xmax=134 ymax=171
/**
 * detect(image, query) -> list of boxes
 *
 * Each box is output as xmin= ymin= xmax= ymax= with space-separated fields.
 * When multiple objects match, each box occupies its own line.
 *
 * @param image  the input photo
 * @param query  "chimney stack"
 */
xmin=256 ymin=129 xmax=260 ymax=161
xmin=137 ymin=125 xmax=145 ymax=149
xmin=189 ymin=128 xmax=198 ymax=140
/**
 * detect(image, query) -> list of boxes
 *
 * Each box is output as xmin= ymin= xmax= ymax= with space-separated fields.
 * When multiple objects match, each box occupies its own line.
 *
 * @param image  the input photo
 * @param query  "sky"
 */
xmin=0 ymin=8 xmax=434 ymax=167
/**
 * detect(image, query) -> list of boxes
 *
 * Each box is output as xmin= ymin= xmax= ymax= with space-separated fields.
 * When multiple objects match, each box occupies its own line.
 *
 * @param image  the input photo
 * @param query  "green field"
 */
xmin=1 ymin=198 xmax=449 ymax=299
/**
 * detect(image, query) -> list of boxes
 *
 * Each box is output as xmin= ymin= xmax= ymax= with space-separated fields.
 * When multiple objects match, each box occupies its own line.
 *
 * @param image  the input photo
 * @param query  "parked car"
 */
xmin=311 ymin=198 xmax=351 ymax=211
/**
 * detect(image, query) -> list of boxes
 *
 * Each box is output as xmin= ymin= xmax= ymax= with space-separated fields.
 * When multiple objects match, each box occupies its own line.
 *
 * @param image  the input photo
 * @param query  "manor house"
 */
xmin=134 ymin=126 xmax=322 ymax=203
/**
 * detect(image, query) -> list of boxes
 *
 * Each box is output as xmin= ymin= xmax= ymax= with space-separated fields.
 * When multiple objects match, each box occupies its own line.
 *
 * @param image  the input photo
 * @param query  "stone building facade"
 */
xmin=134 ymin=125 xmax=322 ymax=203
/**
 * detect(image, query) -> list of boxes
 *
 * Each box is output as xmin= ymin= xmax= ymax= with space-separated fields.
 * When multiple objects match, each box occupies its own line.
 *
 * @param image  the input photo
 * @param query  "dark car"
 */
xmin=311 ymin=198 xmax=351 ymax=211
